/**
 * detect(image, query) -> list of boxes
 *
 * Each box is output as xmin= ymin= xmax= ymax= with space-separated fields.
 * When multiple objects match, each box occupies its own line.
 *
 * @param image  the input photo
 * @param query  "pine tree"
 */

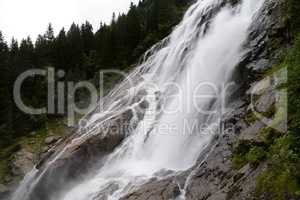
xmin=0 ymin=31 xmax=13 ymax=146
xmin=45 ymin=23 xmax=55 ymax=41
xmin=0 ymin=0 xmax=193 ymax=146
xmin=126 ymin=3 xmax=142 ymax=61
xmin=66 ymin=23 xmax=84 ymax=71
xmin=81 ymin=21 xmax=95 ymax=53
xmin=54 ymin=28 xmax=68 ymax=69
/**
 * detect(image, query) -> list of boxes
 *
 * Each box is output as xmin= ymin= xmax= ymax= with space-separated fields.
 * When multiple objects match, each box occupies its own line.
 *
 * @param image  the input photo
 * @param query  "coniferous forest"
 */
xmin=0 ymin=0 xmax=192 ymax=148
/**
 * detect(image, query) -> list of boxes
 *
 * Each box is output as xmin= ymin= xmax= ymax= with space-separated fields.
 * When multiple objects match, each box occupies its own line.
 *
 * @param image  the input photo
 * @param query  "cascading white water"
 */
xmin=11 ymin=0 xmax=264 ymax=199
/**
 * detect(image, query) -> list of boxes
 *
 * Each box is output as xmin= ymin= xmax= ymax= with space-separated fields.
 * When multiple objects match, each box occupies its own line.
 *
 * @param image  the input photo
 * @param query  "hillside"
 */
xmin=0 ymin=0 xmax=300 ymax=199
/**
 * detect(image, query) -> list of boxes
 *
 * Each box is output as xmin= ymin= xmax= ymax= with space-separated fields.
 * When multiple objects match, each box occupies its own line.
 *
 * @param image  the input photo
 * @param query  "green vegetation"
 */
xmin=0 ymin=144 xmax=20 ymax=183
xmin=256 ymin=135 xmax=300 ymax=200
xmin=245 ymin=110 xmax=258 ymax=125
xmin=0 ymin=119 xmax=68 ymax=184
xmin=0 ymin=0 xmax=193 ymax=149
xmin=286 ymin=0 xmax=300 ymax=35
xmin=0 ymin=0 xmax=299 ymax=198
xmin=232 ymin=34 xmax=300 ymax=199
xmin=232 ymin=141 xmax=266 ymax=169
xmin=19 ymin=119 xmax=67 ymax=152
xmin=254 ymin=32 xmax=300 ymax=200
xmin=0 ymin=0 xmax=193 ymax=185
xmin=231 ymin=0 xmax=300 ymax=198
xmin=246 ymin=146 xmax=266 ymax=166
xmin=287 ymin=36 xmax=300 ymax=129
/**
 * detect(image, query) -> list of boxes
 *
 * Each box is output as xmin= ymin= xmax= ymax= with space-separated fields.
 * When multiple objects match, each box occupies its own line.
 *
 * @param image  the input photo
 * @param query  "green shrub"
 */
xmin=232 ymin=154 xmax=248 ymax=169
xmin=232 ymin=141 xmax=266 ymax=169
xmin=254 ymin=32 xmax=300 ymax=199
xmin=256 ymin=136 xmax=300 ymax=200
xmin=287 ymin=0 xmax=300 ymax=34
xmin=246 ymin=146 xmax=266 ymax=167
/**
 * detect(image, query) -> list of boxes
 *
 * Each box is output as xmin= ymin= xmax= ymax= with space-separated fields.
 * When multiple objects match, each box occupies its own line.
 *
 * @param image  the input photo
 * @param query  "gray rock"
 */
xmin=94 ymin=183 xmax=119 ymax=200
xmin=27 ymin=108 xmax=142 ymax=200
xmin=255 ymin=89 xmax=276 ymax=113
xmin=121 ymin=179 xmax=181 ymax=200
xmin=11 ymin=149 xmax=34 ymax=177
xmin=44 ymin=136 xmax=58 ymax=145
xmin=42 ymin=146 xmax=50 ymax=153
xmin=7 ymin=1 xmax=289 ymax=200
xmin=0 ymin=184 xmax=10 ymax=200
xmin=238 ymin=120 xmax=266 ymax=143
xmin=153 ymin=169 xmax=175 ymax=177
xmin=0 ymin=184 xmax=9 ymax=193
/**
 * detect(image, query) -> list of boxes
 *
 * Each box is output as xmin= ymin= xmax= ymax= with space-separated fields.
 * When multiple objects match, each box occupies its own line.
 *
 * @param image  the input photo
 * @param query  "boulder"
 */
xmin=44 ymin=136 xmax=57 ymax=145
xmin=27 ymin=107 xmax=146 ymax=200
xmin=238 ymin=120 xmax=266 ymax=143
xmin=121 ymin=179 xmax=181 ymax=200
xmin=11 ymin=149 xmax=35 ymax=177
xmin=0 ymin=184 xmax=9 ymax=194
xmin=255 ymin=89 xmax=276 ymax=113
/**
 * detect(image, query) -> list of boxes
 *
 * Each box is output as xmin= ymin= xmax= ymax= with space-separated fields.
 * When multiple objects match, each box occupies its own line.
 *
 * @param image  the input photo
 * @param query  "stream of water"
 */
xmin=11 ymin=0 xmax=264 ymax=199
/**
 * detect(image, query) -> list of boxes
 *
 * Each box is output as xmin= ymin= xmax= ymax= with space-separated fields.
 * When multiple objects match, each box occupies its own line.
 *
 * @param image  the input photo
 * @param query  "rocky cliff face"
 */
xmin=3 ymin=0 xmax=290 ymax=199
xmin=118 ymin=0 xmax=289 ymax=199
xmin=8 ymin=99 xmax=149 ymax=200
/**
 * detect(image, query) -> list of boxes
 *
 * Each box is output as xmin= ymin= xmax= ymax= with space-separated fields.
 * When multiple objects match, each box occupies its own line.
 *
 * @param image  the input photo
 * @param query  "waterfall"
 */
xmin=11 ymin=0 xmax=265 ymax=199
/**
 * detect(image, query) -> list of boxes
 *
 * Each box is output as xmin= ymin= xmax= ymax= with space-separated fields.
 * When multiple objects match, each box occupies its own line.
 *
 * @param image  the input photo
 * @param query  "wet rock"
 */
xmin=8 ymin=1 xmax=289 ymax=200
xmin=121 ymin=179 xmax=181 ymax=200
xmin=28 ymin=109 xmax=139 ymax=200
xmin=184 ymin=1 xmax=288 ymax=199
xmin=94 ymin=183 xmax=119 ymax=200
xmin=153 ymin=169 xmax=175 ymax=177
xmin=139 ymin=100 xmax=149 ymax=110
xmin=41 ymin=146 xmax=50 ymax=153
xmin=44 ymin=136 xmax=58 ymax=145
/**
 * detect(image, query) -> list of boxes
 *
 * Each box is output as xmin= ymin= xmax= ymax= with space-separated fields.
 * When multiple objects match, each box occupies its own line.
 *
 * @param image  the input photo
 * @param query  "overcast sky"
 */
xmin=0 ymin=0 xmax=139 ymax=42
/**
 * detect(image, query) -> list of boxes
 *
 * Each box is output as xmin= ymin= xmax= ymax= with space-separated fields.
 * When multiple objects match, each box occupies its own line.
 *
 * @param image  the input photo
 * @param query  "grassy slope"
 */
xmin=0 ymin=119 xmax=68 ymax=184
